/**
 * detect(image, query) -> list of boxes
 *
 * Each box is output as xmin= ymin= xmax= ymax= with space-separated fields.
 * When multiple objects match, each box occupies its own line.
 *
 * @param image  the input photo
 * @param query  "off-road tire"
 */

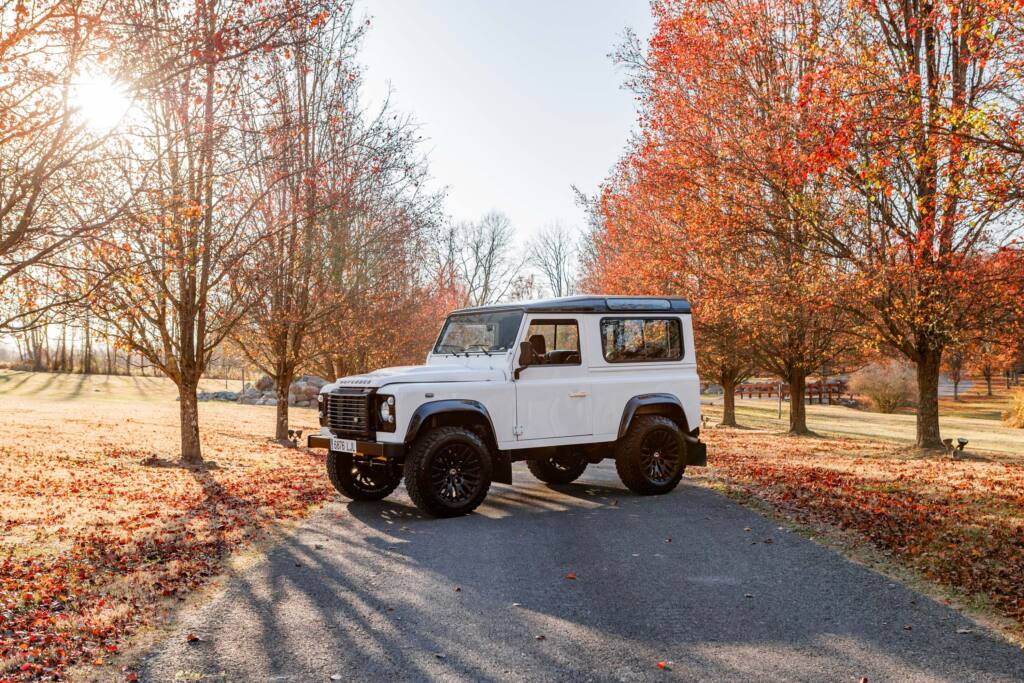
xmin=404 ymin=427 xmax=493 ymax=517
xmin=615 ymin=415 xmax=686 ymax=495
xmin=527 ymin=451 xmax=588 ymax=484
xmin=327 ymin=451 xmax=401 ymax=501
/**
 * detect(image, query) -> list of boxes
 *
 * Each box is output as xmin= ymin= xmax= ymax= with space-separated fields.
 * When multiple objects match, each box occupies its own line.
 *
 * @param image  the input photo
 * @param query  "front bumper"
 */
xmin=307 ymin=434 xmax=405 ymax=458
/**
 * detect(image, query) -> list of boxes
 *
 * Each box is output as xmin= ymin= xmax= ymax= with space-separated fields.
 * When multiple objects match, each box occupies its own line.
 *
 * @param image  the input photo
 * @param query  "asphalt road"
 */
xmin=140 ymin=462 xmax=1024 ymax=682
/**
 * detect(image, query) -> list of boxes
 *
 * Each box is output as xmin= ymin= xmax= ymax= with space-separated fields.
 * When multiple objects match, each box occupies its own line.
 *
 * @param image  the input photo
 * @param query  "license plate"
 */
xmin=330 ymin=438 xmax=358 ymax=453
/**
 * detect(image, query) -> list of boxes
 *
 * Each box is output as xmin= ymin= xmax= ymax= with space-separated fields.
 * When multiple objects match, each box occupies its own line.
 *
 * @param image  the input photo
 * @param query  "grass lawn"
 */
xmin=0 ymin=370 xmax=332 ymax=681
xmin=702 ymin=383 xmax=1024 ymax=457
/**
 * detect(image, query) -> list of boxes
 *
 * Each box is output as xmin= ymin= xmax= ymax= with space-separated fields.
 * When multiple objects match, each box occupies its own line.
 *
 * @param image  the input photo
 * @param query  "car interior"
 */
xmin=524 ymin=321 xmax=581 ymax=365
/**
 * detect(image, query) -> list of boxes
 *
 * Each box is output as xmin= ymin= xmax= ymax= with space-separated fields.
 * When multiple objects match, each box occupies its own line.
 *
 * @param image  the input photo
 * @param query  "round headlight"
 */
xmin=317 ymin=393 xmax=324 ymax=403
xmin=379 ymin=400 xmax=393 ymax=423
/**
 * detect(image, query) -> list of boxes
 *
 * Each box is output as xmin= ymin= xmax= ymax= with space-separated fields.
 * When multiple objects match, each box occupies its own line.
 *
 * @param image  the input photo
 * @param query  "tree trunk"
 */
xmin=953 ymin=379 xmax=959 ymax=401
xmin=787 ymin=368 xmax=809 ymax=435
xmin=915 ymin=348 xmax=943 ymax=449
xmin=275 ymin=372 xmax=293 ymax=443
xmin=179 ymin=383 xmax=203 ymax=464
xmin=983 ymin=366 xmax=993 ymax=396
xmin=719 ymin=369 xmax=738 ymax=427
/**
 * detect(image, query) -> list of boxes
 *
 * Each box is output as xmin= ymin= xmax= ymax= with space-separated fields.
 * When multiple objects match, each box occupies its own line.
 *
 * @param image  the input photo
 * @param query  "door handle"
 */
xmin=569 ymin=391 xmax=588 ymax=398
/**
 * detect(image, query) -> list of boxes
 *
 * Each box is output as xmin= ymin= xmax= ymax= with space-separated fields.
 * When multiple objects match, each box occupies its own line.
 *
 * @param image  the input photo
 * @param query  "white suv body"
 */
xmin=308 ymin=295 xmax=706 ymax=517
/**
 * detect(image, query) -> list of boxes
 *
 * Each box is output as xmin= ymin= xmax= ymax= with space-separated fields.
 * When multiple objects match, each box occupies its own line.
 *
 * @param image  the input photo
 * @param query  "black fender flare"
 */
xmin=405 ymin=399 xmax=496 ymax=444
xmin=617 ymin=393 xmax=688 ymax=439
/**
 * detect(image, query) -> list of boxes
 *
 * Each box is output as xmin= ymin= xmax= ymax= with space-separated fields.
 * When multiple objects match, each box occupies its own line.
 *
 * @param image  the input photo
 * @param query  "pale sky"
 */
xmin=356 ymin=0 xmax=654 ymax=245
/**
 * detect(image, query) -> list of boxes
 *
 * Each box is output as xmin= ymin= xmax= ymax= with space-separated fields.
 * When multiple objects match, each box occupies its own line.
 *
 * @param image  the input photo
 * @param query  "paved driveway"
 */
xmin=140 ymin=462 xmax=1024 ymax=682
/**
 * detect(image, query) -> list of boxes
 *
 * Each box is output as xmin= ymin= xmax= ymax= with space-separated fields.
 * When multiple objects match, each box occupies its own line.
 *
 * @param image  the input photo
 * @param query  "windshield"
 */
xmin=433 ymin=310 xmax=524 ymax=355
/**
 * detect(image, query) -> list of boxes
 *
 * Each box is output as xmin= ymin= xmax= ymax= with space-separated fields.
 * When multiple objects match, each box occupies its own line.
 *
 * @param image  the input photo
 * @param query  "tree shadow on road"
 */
xmin=141 ymin=471 xmax=1024 ymax=682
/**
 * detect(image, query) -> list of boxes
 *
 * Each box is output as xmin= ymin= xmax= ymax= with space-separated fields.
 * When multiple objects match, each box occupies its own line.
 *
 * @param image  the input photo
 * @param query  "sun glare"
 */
xmin=71 ymin=73 xmax=132 ymax=131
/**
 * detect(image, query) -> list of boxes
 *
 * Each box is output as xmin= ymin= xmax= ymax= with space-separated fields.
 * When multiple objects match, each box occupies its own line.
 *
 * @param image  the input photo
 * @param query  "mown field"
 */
xmin=2 ymin=370 xmax=1023 ymax=681
xmin=0 ymin=371 xmax=331 ymax=681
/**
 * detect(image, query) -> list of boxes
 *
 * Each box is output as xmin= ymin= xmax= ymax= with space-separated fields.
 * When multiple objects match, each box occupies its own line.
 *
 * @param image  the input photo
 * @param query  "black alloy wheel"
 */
xmin=615 ymin=415 xmax=687 ymax=495
xmin=429 ymin=442 xmax=485 ymax=506
xmin=404 ymin=427 xmax=493 ymax=517
xmin=527 ymin=450 xmax=588 ymax=484
xmin=327 ymin=451 xmax=401 ymax=501
xmin=638 ymin=428 xmax=682 ymax=485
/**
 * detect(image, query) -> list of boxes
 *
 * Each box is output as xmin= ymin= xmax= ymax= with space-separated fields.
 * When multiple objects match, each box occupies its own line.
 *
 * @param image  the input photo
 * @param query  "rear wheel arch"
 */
xmin=617 ymin=393 xmax=690 ymax=439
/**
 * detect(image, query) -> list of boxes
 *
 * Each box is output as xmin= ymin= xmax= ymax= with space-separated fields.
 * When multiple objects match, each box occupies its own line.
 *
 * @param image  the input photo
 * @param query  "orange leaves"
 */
xmin=0 ymin=422 xmax=332 ymax=682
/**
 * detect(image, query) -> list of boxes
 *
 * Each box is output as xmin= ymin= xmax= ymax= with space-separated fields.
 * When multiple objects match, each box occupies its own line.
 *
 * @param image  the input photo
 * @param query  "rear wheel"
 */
xmin=404 ymin=427 xmax=493 ymax=517
xmin=527 ymin=450 xmax=587 ymax=484
xmin=615 ymin=415 xmax=686 ymax=495
xmin=326 ymin=451 xmax=401 ymax=501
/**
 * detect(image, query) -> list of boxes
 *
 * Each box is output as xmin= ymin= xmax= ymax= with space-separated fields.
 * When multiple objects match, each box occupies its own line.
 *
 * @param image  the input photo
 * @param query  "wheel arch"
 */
xmin=617 ymin=393 xmax=691 ymax=439
xmin=405 ymin=399 xmax=497 ymax=446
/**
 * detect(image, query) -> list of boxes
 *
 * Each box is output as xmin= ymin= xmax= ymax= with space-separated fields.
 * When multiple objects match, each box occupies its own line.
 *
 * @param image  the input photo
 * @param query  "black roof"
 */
xmin=452 ymin=295 xmax=692 ymax=315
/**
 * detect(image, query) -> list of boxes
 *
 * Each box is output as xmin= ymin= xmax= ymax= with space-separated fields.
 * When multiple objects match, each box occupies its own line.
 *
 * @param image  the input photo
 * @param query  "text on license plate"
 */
xmin=331 ymin=438 xmax=358 ymax=453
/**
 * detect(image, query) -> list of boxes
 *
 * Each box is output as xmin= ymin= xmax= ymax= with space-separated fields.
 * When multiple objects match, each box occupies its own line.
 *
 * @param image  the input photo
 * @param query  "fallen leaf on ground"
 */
xmin=565 ymin=572 xmax=577 ymax=580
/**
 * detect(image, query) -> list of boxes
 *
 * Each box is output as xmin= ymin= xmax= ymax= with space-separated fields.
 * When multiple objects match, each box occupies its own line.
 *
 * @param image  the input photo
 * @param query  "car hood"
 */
xmin=326 ymin=364 xmax=506 ymax=390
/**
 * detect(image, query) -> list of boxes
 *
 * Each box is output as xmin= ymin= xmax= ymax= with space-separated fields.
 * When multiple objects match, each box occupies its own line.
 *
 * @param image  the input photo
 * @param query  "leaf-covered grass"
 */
xmin=0 ymin=371 xmax=332 ymax=681
xmin=701 ymin=428 xmax=1024 ymax=630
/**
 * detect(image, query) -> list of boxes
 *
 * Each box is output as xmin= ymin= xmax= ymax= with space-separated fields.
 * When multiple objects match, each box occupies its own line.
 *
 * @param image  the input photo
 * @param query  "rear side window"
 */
xmin=600 ymin=317 xmax=683 ymax=363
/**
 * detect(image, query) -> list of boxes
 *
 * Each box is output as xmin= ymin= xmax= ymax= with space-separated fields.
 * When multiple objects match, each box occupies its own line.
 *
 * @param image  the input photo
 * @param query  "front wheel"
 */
xmin=527 ymin=450 xmax=588 ymax=484
xmin=615 ymin=415 xmax=686 ymax=495
xmin=404 ymin=427 xmax=493 ymax=517
xmin=327 ymin=451 xmax=401 ymax=501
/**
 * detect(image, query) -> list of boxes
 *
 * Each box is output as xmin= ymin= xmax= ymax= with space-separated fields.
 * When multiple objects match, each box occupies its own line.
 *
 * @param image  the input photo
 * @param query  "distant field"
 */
xmin=0 ymin=369 xmax=245 ymax=403
xmin=702 ymin=384 xmax=1024 ymax=458
xmin=0 ymin=370 xmax=328 ymax=680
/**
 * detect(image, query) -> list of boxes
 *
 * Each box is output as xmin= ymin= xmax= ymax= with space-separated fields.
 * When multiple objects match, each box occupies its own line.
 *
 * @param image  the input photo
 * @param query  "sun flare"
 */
xmin=71 ymin=73 xmax=131 ymax=131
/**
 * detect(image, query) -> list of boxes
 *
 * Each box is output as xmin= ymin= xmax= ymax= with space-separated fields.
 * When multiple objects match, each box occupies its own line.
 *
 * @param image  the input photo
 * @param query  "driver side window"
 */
xmin=524 ymin=319 xmax=581 ymax=365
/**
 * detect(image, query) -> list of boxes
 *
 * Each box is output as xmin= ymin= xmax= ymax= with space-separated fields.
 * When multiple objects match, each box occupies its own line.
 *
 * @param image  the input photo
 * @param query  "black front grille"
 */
xmin=325 ymin=391 xmax=372 ymax=438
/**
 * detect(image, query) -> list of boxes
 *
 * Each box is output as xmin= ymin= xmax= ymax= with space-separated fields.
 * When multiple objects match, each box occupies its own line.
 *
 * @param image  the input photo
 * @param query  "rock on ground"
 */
xmin=236 ymin=374 xmax=327 ymax=407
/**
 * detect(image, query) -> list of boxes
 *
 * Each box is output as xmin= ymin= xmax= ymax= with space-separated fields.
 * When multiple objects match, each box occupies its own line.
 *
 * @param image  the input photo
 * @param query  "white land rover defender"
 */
xmin=307 ymin=295 xmax=706 ymax=517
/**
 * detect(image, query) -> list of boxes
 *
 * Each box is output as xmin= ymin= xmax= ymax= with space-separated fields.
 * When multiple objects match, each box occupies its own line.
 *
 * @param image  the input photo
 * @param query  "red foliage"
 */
xmin=0 ymin=446 xmax=332 ymax=681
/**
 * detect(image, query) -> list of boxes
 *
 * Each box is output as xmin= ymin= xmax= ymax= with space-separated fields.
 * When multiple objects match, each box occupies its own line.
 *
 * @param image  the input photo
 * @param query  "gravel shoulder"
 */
xmin=140 ymin=462 xmax=1024 ymax=682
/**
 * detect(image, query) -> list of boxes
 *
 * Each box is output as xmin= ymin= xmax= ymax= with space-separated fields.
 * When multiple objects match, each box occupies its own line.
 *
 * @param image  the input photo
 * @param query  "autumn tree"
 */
xmin=0 ymin=1 xmax=120 ymax=333
xmin=88 ymin=0 xmax=307 ymax=463
xmin=591 ymin=0 xmax=854 ymax=434
xmin=802 ymin=0 xmax=1024 ymax=447
xmin=307 ymin=97 xmax=444 ymax=379
xmin=231 ymin=1 xmax=366 ymax=442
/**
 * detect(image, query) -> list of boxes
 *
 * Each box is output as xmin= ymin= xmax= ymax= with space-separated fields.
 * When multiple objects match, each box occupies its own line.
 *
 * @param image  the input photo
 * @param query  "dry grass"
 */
xmin=703 ymin=383 xmax=1024 ymax=457
xmin=0 ymin=370 xmax=331 ymax=681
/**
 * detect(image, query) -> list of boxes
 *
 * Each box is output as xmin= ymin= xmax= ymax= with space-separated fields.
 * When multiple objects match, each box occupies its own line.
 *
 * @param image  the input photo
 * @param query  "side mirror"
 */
xmin=514 ymin=341 xmax=533 ymax=380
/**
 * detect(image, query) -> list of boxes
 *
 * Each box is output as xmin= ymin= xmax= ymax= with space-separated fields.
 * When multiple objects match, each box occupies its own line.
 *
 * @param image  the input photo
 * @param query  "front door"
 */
xmin=514 ymin=317 xmax=592 ymax=440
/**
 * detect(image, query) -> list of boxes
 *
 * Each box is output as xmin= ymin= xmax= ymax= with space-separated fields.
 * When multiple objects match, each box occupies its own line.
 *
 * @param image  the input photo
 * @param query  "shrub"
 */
xmin=850 ymin=361 xmax=918 ymax=413
xmin=1003 ymin=390 xmax=1024 ymax=429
